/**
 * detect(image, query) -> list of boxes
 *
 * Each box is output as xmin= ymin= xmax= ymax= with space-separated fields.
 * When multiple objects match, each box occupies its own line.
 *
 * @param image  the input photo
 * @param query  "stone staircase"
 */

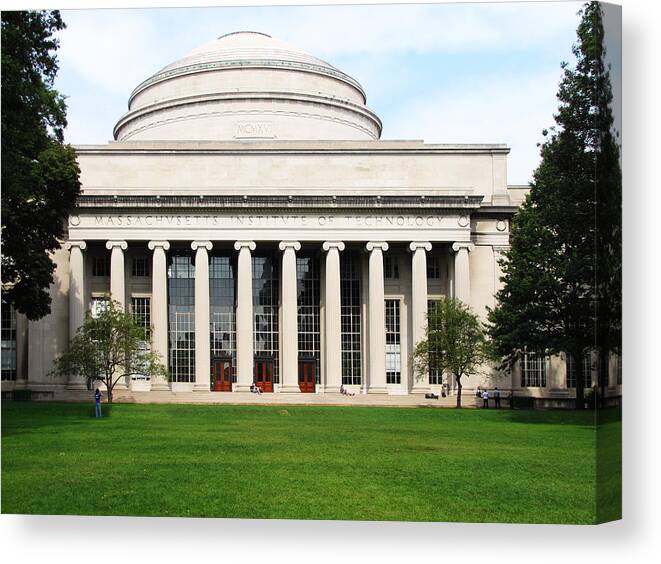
xmin=30 ymin=387 xmax=485 ymax=408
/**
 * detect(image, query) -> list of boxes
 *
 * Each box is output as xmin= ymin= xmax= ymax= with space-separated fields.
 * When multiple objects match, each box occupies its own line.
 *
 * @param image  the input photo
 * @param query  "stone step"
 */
xmin=29 ymin=388 xmax=497 ymax=408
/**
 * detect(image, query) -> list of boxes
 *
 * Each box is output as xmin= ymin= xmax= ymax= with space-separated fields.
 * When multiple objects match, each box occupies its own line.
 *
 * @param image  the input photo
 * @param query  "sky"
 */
xmin=52 ymin=1 xmax=587 ymax=185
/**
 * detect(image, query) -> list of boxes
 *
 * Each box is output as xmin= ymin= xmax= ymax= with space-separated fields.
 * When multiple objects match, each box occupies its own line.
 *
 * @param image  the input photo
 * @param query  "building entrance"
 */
xmin=254 ymin=359 xmax=274 ymax=392
xmin=298 ymin=360 xmax=316 ymax=393
xmin=211 ymin=357 xmax=232 ymax=391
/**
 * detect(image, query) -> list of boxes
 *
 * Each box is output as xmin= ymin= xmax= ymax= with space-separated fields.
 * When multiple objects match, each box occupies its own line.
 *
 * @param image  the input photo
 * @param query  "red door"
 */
xmin=254 ymin=360 xmax=273 ymax=392
xmin=298 ymin=361 xmax=316 ymax=393
xmin=212 ymin=358 xmax=232 ymax=392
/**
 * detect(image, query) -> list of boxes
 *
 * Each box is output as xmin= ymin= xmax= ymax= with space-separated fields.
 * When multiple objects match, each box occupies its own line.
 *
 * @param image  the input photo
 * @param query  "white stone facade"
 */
xmin=2 ymin=32 xmax=621 ymax=404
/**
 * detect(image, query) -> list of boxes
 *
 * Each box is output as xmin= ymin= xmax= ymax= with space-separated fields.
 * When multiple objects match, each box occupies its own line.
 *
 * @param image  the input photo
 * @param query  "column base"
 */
xmin=234 ymin=384 xmax=253 ymax=392
xmin=130 ymin=380 xmax=152 ymax=392
xmin=324 ymin=385 xmax=341 ymax=393
xmin=150 ymin=381 xmax=171 ymax=391
xmin=193 ymin=384 xmax=211 ymax=392
xmin=278 ymin=385 xmax=301 ymax=393
xmin=367 ymin=386 xmax=388 ymax=394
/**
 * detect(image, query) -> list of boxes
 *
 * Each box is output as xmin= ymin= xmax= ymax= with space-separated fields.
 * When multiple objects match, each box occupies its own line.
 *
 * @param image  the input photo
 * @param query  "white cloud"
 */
xmin=385 ymin=69 xmax=565 ymax=184
xmin=210 ymin=2 xmax=581 ymax=59
xmin=57 ymin=10 xmax=165 ymax=96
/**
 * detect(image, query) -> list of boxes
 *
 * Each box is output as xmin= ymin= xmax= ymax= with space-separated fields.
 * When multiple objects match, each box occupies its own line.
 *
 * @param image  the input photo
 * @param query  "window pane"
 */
xmin=168 ymin=253 xmax=195 ymax=382
xmin=341 ymin=252 xmax=362 ymax=385
xmin=385 ymin=299 xmax=401 ymax=384
xmin=1 ymin=297 xmax=17 ymax=381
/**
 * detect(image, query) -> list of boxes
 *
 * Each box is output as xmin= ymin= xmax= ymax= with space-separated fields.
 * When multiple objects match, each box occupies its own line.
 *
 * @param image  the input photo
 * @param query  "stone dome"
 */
xmin=113 ymin=31 xmax=382 ymax=142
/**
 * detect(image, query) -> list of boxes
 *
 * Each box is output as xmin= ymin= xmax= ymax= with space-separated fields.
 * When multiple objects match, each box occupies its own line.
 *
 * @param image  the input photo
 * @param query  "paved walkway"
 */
xmin=42 ymin=388 xmax=488 ymax=408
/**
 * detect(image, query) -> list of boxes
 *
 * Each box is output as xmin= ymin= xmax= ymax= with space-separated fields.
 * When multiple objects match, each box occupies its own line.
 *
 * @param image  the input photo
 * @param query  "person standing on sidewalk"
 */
xmin=493 ymin=387 xmax=501 ymax=409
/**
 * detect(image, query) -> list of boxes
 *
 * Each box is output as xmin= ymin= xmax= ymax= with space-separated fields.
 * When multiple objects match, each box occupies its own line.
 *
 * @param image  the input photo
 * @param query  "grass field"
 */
xmin=1 ymin=401 xmax=621 ymax=523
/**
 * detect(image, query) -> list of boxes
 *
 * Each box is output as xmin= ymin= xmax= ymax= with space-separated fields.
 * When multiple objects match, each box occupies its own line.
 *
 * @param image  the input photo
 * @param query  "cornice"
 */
xmin=115 ymin=90 xmax=382 ymax=141
xmin=128 ymin=58 xmax=367 ymax=107
xmin=74 ymin=141 xmax=510 ymax=157
xmin=74 ymin=194 xmax=485 ymax=212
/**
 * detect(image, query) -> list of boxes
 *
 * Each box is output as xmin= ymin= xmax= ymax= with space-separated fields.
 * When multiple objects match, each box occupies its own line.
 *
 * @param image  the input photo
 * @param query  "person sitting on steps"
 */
xmin=340 ymin=384 xmax=355 ymax=397
xmin=250 ymin=382 xmax=262 ymax=395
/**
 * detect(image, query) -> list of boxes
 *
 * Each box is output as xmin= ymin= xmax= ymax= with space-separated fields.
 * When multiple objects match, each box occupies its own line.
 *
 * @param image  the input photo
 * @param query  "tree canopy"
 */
xmin=487 ymin=2 xmax=621 ymax=408
xmin=413 ymin=297 xmax=489 ymax=408
xmin=1 ymin=10 xmax=81 ymax=320
xmin=52 ymin=298 xmax=167 ymax=403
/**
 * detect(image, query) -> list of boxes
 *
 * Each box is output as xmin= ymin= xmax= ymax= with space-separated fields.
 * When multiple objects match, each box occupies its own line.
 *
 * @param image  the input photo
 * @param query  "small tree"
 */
xmin=53 ymin=299 xmax=167 ymax=403
xmin=413 ymin=297 xmax=490 ymax=408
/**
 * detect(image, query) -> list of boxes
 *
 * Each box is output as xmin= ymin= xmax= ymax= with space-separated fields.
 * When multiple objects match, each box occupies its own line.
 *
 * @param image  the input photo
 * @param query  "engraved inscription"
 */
xmin=85 ymin=214 xmax=450 ymax=229
xmin=234 ymin=121 xmax=275 ymax=139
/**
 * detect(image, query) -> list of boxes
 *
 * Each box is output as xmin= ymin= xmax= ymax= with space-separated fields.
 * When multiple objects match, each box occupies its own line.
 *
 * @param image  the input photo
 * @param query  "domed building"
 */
xmin=114 ymin=31 xmax=382 ymax=142
xmin=7 ymin=31 xmax=616 ymax=405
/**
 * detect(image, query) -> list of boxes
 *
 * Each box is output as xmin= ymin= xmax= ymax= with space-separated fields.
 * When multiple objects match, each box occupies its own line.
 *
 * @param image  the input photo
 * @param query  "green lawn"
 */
xmin=1 ymin=401 xmax=621 ymax=524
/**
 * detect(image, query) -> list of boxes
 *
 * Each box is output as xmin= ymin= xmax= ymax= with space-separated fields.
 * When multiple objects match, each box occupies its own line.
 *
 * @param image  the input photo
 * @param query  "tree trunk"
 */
xmin=107 ymin=381 xmax=113 ymax=404
xmin=456 ymin=377 xmax=462 ymax=408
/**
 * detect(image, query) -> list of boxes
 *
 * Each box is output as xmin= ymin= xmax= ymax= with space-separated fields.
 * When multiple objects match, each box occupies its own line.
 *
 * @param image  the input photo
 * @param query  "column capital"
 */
xmin=191 ymin=240 xmax=213 ymax=252
xmin=148 ymin=240 xmax=170 ymax=251
xmin=234 ymin=240 xmax=256 ymax=252
xmin=65 ymin=240 xmax=87 ymax=251
xmin=366 ymin=241 xmax=389 ymax=252
xmin=493 ymin=245 xmax=510 ymax=254
xmin=322 ymin=241 xmax=345 ymax=252
xmin=105 ymin=240 xmax=128 ymax=251
xmin=409 ymin=241 xmax=432 ymax=252
xmin=278 ymin=241 xmax=301 ymax=252
xmin=452 ymin=242 xmax=474 ymax=253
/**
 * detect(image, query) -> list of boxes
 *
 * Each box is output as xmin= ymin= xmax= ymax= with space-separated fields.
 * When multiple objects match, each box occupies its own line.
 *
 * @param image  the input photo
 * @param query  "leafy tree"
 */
xmin=413 ymin=298 xmax=490 ymax=408
xmin=52 ymin=299 xmax=167 ymax=403
xmin=488 ymin=2 xmax=621 ymax=409
xmin=1 ymin=10 xmax=81 ymax=320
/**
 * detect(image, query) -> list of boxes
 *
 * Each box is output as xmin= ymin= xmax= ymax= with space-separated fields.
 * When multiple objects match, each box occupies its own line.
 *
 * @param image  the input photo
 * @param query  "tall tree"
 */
xmin=413 ymin=298 xmax=489 ymax=408
xmin=488 ymin=2 xmax=621 ymax=409
xmin=1 ymin=10 xmax=81 ymax=320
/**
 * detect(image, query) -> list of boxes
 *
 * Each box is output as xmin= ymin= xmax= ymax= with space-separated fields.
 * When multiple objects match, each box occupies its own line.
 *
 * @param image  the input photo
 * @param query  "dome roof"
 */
xmin=152 ymin=31 xmax=363 ymax=95
xmin=114 ymin=31 xmax=381 ymax=142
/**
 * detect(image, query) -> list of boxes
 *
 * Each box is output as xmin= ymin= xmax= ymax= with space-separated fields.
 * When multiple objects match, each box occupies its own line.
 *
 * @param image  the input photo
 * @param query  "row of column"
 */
xmin=66 ymin=239 xmax=474 ymax=392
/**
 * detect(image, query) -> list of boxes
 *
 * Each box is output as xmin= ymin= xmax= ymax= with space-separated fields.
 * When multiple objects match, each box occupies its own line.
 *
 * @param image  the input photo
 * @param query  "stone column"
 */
xmin=366 ymin=241 xmax=388 ymax=393
xmin=65 ymin=240 xmax=87 ymax=389
xmin=148 ymin=241 xmax=170 ymax=390
xmin=15 ymin=313 xmax=29 ymax=385
xmin=278 ymin=241 xmax=301 ymax=392
xmin=322 ymin=241 xmax=345 ymax=392
xmin=410 ymin=242 xmax=432 ymax=392
xmin=192 ymin=241 xmax=213 ymax=392
xmin=452 ymin=242 xmax=474 ymax=305
xmin=493 ymin=246 xmax=509 ymax=308
xmin=234 ymin=241 xmax=256 ymax=391
xmin=106 ymin=241 xmax=128 ymax=311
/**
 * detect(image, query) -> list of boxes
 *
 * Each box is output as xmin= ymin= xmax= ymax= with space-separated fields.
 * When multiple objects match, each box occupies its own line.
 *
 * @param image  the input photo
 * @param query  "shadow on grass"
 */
xmin=491 ymin=407 xmax=597 ymax=427
xmin=497 ymin=406 xmax=621 ymax=432
xmin=1 ymin=400 xmax=114 ymax=437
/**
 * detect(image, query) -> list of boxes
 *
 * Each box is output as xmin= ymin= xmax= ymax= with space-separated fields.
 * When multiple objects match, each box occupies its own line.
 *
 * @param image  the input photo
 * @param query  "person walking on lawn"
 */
xmin=94 ymin=388 xmax=102 ymax=418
